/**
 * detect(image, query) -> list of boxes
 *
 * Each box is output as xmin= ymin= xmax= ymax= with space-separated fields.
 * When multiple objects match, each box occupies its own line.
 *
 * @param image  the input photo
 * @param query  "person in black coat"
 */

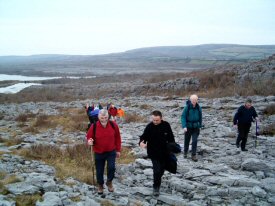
xmin=233 ymin=99 xmax=258 ymax=151
xmin=139 ymin=110 xmax=175 ymax=196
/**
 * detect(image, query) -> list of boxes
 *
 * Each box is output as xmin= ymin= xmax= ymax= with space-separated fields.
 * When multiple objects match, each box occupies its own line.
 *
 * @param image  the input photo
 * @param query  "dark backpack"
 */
xmin=167 ymin=142 xmax=181 ymax=154
xmin=165 ymin=153 xmax=177 ymax=174
xmin=185 ymin=99 xmax=201 ymax=124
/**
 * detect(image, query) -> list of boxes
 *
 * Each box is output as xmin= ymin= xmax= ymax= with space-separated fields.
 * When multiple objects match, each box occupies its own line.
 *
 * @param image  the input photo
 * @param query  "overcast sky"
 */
xmin=0 ymin=0 xmax=275 ymax=55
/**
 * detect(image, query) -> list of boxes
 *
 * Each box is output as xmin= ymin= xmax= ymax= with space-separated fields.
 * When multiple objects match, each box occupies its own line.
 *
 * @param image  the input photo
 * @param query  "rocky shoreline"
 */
xmin=0 ymin=95 xmax=275 ymax=206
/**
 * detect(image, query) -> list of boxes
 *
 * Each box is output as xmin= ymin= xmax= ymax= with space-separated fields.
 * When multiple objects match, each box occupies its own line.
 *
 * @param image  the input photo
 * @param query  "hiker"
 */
xmin=139 ymin=110 xmax=175 ymax=196
xmin=86 ymin=103 xmax=100 ymax=130
xmin=181 ymin=94 xmax=202 ymax=162
xmin=106 ymin=102 xmax=111 ymax=110
xmin=86 ymin=103 xmax=94 ymax=113
xmin=233 ymin=98 xmax=258 ymax=151
xmin=98 ymin=103 xmax=103 ymax=110
xmin=86 ymin=109 xmax=121 ymax=194
xmin=116 ymin=106 xmax=125 ymax=124
xmin=108 ymin=104 xmax=118 ymax=121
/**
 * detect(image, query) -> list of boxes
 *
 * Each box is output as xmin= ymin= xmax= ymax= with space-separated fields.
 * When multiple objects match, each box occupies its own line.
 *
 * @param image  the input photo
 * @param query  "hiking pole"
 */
xmin=255 ymin=119 xmax=259 ymax=148
xmin=90 ymin=145 xmax=96 ymax=185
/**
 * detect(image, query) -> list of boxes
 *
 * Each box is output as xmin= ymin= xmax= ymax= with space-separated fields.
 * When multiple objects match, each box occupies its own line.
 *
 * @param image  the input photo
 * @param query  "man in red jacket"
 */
xmin=86 ymin=109 xmax=121 ymax=194
xmin=108 ymin=104 xmax=118 ymax=121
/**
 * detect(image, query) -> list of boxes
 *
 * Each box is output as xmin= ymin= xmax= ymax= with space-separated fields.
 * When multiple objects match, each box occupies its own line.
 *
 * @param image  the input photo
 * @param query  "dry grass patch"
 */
xmin=0 ymin=182 xmax=8 ymax=195
xmin=15 ymin=113 xmax=36 ymax=122
xmin=101 ymin=200 xmax=116 ymax=206
xmin=19 ymin=144 xmax=136 ymax=185
xmin=118 ymin=147 xmax=136 ymax=165
xmin=139 ymin=104 xmax=152 ymax=110
xmin=15 ymin=194 xmax=43 ymax=206
xmin=22 ymin=108 xmax=88 ymax=134
xmin=0 ymin=136 xmax=24 ymax=146
xmin=0 ymin=173 xmax=21 ymax=195
xmin=124 ymin=113 xmax=147 ymax=123
xmin=19 ymin=143 xmax=94 ymax=184
xmin=23 ymin=126 xmax=39 ymax=134
xmin=0 ymin=172 xmax=6 ymax=180
xmin=2 ymin=175 xmax=21 ymax=185
xmin=263 ymin=104 xmax=275 ymax=116
xmin=70 ymin=196 xmax=81 ymax=202
xmin=261 ymin=123 xmax=275 ymax=136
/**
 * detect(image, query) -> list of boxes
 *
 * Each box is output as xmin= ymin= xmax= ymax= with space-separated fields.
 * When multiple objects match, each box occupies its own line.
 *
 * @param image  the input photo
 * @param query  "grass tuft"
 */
xmin=0 ymin=174 xmax=21 ymax=195
xmin=124 ymin=113 xmax=147 ymax=123
xmin=261 ymin=123 xmax=275 ymax=136
xmin=15 ymin=194 xmax=43 ymax=206
xmin=0 ymin=137 xmax=24 ymax=146
xmin=21 ymin=108 xmax=88 ymax=134
xmin=263 ymin=104 xmax=275 ymax=116
xmin=19 ymin=144 xmax=136 ymax=185
xmin=100 ymin=200 xmax=116 ymax=206
xmin=15 ymin=113 xmax=36 ymax=122
xmin=139 ymin=104 xmax=152 ymax=110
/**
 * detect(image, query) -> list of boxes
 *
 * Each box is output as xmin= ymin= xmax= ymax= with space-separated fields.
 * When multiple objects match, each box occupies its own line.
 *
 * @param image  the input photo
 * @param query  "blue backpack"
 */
xmin=88 ymin=108 xmax=100 ymax=117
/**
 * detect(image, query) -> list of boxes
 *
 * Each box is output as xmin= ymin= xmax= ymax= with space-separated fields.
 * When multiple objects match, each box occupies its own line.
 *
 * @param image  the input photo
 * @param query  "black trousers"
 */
xmin=184 ymin=128 xmax=200 ymax=156
xmin=237 ymin=124 xmax=251 ymax=150
xmin=151 ymin=159 xmax=166 ymax=189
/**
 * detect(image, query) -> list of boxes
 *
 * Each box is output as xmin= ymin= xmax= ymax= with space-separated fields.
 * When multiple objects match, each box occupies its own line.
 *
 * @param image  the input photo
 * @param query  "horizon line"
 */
xmin=1 ymin=43 xmax=275 ymax=57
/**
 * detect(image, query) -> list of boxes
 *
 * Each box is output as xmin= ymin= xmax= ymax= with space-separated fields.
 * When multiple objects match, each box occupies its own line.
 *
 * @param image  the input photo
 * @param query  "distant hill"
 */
xmin=0 ymin=44 xmax=275 ymax=75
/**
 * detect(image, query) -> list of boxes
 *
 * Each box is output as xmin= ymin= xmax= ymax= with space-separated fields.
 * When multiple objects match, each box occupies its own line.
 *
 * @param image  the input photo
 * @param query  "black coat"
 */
xmin=139 ymin=120 xmax=175 ymax=160
xmin=233 ymin=105 xmax=258 ymax=125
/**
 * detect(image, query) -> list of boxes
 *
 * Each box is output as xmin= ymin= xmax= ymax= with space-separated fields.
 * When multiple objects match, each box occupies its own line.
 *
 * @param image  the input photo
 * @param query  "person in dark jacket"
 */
xmin=233 ymin=99 xmax=258 ymax=151
xmin=139 ymin=110 xmax=175 ymax=196
xmin=181 ymin=94 xmax=202 ymax=162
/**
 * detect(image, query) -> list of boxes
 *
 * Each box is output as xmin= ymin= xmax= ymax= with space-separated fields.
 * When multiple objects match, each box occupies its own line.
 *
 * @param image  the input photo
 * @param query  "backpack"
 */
xmin=167 ymin=142 xmax=181 ymax=154
xmin=165 ymin=153 xmax=177 ymax=174
xmin=185 ymin=99 xmax=201 ymax=124
xmin=88 ymin=108 xmax=100 ymax=117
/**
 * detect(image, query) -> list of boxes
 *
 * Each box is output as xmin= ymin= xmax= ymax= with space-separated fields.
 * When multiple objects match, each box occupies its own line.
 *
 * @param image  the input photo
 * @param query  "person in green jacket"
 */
xmin=181 ymin=94 xmax=202 ymax=162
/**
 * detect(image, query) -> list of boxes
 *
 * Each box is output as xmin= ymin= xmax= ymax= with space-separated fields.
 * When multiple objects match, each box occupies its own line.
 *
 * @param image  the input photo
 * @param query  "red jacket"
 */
xmin=108 ymin=107 xmax=118 ymax=117
xmin=86 ymin=121 xmax=121 ymax=153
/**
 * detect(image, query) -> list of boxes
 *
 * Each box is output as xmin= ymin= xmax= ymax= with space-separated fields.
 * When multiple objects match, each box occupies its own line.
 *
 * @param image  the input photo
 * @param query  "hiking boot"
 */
xmin=241 ymin=149 xmax=248 ymax=152
xmin=192 ymin=155 xmax=198 ymax=162
xmin=106 ymin=181 xmax=114 ymax=192
xmin=97 ymin=184 xmax=104 ymax=195
xmin=236 ymin=142 xmax=240 ymax=148
xmin=153 ymin=187 xmax=160 ymax=197
xmin=184 ymin=152 xmax=187 ymax=158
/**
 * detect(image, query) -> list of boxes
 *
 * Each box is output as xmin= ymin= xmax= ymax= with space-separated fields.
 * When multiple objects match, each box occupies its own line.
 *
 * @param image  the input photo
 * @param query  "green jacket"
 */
xmin=181 ymin=104 xmax=202 ymax=129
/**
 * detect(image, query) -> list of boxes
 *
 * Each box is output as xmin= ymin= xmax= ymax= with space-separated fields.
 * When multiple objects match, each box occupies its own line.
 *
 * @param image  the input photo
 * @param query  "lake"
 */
xmin=0 ymin=74 xmax=96 ymax=94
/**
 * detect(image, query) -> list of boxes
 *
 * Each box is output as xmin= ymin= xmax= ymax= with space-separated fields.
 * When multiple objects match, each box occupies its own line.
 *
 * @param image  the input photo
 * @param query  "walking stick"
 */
xmin=255 ymin=119 xmax=259 ymax=148
xmin=90 ymin=145 xmax=96 ymax=185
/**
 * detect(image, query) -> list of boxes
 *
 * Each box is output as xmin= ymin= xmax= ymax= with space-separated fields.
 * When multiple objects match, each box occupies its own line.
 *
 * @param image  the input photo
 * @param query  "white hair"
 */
xmin=98 ymin=109 xmax=108 ymax=117
xmin=190 ymin=94 xmax=198 ymax=101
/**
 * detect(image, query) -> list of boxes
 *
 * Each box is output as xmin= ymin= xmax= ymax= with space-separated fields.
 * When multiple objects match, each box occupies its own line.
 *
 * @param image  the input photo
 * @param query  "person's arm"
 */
xmin=181 ymin=107 xmax=187 ymax=129
xmin=86 ymin=124 xmax=94 ymax=145
xmin=139 ymin=124 xmax=150 ymax=146
xmin=233 ymin=106 xmax=242 ymax=125
xmin=252 ymin=107 xmax=258 ymax=119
